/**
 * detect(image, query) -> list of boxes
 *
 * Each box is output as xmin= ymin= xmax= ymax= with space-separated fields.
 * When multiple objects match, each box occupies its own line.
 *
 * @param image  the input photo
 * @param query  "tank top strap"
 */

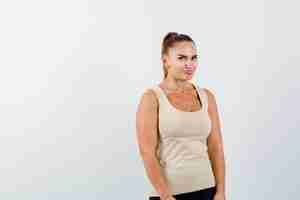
xmin=193 ymin=84 xmax=209 ymax=112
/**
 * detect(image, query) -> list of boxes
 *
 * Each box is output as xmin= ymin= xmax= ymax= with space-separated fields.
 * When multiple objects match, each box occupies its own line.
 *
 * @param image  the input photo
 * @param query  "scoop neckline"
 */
xmin=157 ymin=82 xmax=204 ymax=113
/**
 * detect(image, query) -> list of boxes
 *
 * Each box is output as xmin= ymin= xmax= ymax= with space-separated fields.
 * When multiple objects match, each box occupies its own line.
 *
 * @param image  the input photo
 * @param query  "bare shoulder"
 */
xmin=203 ymin=88 xmax=216 ymax=100
xmin=137 ymin=88 xmax=159 ymax=112
xmin=202 ymin=88 xmax=217 ymax=108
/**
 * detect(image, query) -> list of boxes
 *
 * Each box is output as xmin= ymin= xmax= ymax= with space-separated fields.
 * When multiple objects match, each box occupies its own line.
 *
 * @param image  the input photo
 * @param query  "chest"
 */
xmin=158 ymin=108 xmax=212 ymax=139
xmin=157 ymin=96 xmax=211 ymax=139
xmin=165 ymin=90 xmax=202 ymax=112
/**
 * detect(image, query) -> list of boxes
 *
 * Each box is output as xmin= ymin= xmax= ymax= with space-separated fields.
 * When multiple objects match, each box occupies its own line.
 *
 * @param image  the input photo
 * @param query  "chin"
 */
xmin=184 ymin=75 xmax=193 ymax=79
xmin=181 ymin=77 xmax=192 ymax=81
xmin=179 ymin=74 xmax=193 ymax=80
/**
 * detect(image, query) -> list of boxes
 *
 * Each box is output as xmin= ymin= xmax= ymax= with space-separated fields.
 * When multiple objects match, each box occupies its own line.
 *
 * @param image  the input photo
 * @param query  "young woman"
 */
xmin=136 ymin=32 xmax=226 ymax=200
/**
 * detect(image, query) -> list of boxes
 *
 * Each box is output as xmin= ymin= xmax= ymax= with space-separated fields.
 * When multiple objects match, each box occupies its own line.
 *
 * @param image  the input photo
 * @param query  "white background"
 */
xmin=0 ymin=0 xmax=299 ymax=199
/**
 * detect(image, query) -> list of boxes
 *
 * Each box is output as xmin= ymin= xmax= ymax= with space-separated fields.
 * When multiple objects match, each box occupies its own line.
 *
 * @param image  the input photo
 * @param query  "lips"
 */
xmin=185 ymin=71 xmax=193 ymax=75
xmin=183 ymin=64 xmax=196 ymax=75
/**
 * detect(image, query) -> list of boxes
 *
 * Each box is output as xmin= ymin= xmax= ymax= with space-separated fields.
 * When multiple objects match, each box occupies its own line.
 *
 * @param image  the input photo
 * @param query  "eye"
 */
xmin=178 ymin=57 xmax=185 ymax=60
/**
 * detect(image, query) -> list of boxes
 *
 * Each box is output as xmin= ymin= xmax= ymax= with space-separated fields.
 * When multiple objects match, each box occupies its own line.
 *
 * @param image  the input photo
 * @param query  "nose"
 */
xmin=184 ymin=63 xmax=196 ymax=70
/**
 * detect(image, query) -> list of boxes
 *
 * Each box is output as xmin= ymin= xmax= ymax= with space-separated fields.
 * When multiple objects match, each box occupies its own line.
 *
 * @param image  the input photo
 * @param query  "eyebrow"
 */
xmin=177 ymin=54 xmax=198 ymax=58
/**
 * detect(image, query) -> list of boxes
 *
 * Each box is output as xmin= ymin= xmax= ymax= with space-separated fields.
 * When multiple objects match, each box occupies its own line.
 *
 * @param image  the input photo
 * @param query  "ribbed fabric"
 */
xmin=148 ymin=82 xmax=216 ymax=197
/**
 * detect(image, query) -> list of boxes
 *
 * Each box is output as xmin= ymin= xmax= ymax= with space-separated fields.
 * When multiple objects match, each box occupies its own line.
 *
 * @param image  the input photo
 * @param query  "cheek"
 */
xmin=170 ymin=59 xmax=183 ymax=69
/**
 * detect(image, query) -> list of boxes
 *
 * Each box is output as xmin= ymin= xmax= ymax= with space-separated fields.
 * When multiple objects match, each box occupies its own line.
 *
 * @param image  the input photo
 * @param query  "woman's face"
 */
xmin=163 ymin=41 xmax=198 ymax=80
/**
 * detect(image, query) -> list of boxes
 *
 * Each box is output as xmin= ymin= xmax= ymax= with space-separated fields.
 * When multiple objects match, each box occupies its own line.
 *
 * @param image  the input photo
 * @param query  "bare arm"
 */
xmin=136 ymin=89 xmax=175 ymax=200
xmin=205 ymin=88 xmax=226 ymax=195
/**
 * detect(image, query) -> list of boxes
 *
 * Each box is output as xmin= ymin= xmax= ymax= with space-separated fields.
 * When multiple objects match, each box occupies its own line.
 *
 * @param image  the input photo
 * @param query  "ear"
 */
xmin=162 ymin=54 xmax=168 ymax=65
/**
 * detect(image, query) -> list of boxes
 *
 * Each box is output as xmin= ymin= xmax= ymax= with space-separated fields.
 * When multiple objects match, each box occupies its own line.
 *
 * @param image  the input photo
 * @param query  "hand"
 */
xmin=164 ymin=196 xmax=176 ymax=200
xmin=213 ymin=191 xmax=226 ymax=200
xmin=162 ymin=195 xmax=176 ymax=200
xmin=168 ymin=197 xmax=176 ymax=200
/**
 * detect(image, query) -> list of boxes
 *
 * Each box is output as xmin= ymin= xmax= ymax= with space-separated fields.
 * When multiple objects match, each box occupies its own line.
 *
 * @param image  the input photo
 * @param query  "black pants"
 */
xmin=149 ymin=186 xmax=217 ymax=200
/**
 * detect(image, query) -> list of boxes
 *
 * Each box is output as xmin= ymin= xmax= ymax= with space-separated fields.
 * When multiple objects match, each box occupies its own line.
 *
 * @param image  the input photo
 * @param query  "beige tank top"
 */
xmin=148 ymin=82 xmax=216 ymax=197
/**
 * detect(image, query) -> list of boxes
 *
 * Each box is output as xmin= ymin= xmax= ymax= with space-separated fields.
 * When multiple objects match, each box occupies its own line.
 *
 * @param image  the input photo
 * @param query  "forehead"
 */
xmin=169 ymin=41 xmax=197 ymax=56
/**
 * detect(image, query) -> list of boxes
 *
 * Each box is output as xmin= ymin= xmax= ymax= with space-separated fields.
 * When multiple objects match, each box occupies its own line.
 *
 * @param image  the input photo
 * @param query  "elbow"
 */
xmin=141 ymin=151 xmax=157 ymax=161
xmin=139 ymin=150 xmax=159 ymax=171
xmin=139 ymin=147 xmax=157 ymax=161
xmin=208 ymin=144 xmax=224 ymax=156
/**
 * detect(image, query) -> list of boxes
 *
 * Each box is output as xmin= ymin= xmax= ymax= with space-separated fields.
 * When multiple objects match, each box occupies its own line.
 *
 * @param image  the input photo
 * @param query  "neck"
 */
xmin=162 ymin=77 xmax=191 ymax=92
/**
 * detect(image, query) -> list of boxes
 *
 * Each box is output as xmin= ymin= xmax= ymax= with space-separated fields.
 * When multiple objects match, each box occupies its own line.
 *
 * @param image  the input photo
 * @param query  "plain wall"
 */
xmin=0 ymin=0 xmax=299 ymax=199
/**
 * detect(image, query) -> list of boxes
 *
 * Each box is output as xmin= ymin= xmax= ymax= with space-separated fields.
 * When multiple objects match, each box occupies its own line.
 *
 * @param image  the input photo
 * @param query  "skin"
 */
xmin=160 ymin=41 xmax=200 ymax=112
xmin=136 ymin=41 xmax=226 ymax=200
xmin=163 ymin=41 xmax=198 ymax=85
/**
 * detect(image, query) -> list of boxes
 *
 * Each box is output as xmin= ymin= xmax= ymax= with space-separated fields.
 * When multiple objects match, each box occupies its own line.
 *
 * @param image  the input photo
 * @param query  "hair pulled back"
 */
xmin=161 ymin=32 xmax=195 ymax=79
